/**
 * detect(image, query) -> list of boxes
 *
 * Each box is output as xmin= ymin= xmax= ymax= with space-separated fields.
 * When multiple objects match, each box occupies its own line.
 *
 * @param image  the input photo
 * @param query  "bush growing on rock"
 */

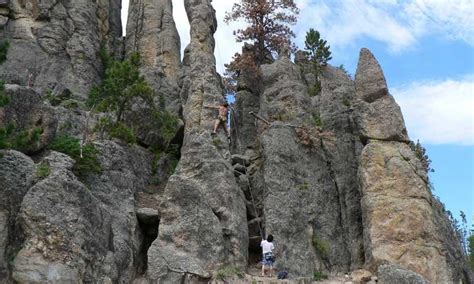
xmin=0 ymin=40 xmax=9 ymax=64
xmin=49 ymin=135 xmax=101 ymax=177
xmin=0 ymin=80 xmax=9 ymax=106
xmin=88 ymin=52 xmax=154 ymax=123
xmin=215 ymin=266 xmax=244 ymax=281
xmin=88 ymin=51 xmax=178 ymax=147
xmin=36 ymin=163 xmax=51 ymax=178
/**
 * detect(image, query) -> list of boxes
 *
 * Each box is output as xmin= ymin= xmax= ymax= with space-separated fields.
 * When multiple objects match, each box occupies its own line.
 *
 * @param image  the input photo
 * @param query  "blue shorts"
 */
xmin=262 ymin=252 xmax=274 ymax=266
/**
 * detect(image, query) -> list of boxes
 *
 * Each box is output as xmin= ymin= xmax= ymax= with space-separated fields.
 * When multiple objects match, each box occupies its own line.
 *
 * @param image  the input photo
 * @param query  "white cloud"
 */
xmin=392 ymin=75 xmax=474 ymax=145
xmin=403 ymin=0 xmax=474 ymax=44
xmin=296 ymin=0 xmax=416 ymax=53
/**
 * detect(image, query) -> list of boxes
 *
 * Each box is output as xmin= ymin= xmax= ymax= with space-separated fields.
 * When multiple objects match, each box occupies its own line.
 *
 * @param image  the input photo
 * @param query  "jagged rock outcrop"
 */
xmin=0 ymin=141 xmax=154 ymax=283
xmin=0 ymin=150 xmax=35 ymax=280
xmin=0 ymin=84 xmax=57 ymax=154
xmin=243 ymin=57 xmax=356 ymax=276
xmin=353 ymin=48 xmax=408 ymax=143
xmin=355 ymin=48 xmax=465 ymax=283
xmin=125 ymin=0 xmax=181 ymax=113
xmin=146 ymin=0 xmax=248 ymax=282
xmin=230 ymin=48 xmax=470 ymax=283
xmin=0 ymin=0 xmax=122 ymax=100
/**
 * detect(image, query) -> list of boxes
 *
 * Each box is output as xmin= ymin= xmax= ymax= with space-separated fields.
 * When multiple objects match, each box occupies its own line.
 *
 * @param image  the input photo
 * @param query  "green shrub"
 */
xmin=308 ymin=81 xmax=321 ymax=97
xmin=313 ymin=114 xmax=323 ymax=128
xmin=36 ymin=163 xmax=50 ymax=178
xmin=87 ymin=52 xmax=153 ymax=122
xmin=94 ymin=117 xmax=136 ymax=144
xmin=215 ymin=266 xmax=244 ymax=281
xmin=0 ymin=40 xmax=9 ymax=64
xmin=342 ymin=97 xmax=351 ymax=107
xmin=0 ymin=124 xmax=43 ymax=153
xmin=313 ymin=271 xmax=329 ymax=281
xmin=108 ymin=122 xmax=136 ymax=144
xmin=212 ymin=137 xmax=223 ymax=147
xmin=49 ymin=135 xmax=101 ymax=177
xmin=312 ymin=234 xmax=330 ymax=258
xmin=0 ymin=80 xmax=9 ymax=107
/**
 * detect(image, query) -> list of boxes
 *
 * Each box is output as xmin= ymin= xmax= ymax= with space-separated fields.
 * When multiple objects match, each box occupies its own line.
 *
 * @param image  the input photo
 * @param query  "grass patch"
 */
xmin=296 ymin=182 xmax=310 ymax=191
xmin=312 ymin=114 xmax=323 ymax=128
xmin=212 ymin=137 xmax=223 ymax=147
xmin=313 ymin=271 xmax=329 ymax=281
xmin=215 ymin=266 xmax=244 ymax=281
xmin=36 ymin=163 xmax=50 ymax=178
xmin=49 ymin=135 xmax=102 ymax=177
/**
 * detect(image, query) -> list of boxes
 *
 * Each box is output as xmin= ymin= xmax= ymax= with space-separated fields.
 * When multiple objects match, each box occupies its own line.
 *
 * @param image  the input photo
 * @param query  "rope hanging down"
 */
xmin=230 ymin=106 xmax=264 ymax=240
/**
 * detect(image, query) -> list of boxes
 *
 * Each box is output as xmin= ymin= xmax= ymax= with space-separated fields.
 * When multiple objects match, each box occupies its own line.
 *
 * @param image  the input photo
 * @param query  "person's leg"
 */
xmin=213 ymin=119 xmax=219 ymax=134
xmin=269 ymin=265 xmax=273 ymax=277
xmin=261 ymin=264 xmax=265 ymax=276
xmin=221 ymin=121 xmax=230 ymax=138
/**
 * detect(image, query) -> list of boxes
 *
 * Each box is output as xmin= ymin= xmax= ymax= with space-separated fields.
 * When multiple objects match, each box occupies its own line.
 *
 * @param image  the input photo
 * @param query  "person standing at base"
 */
xmin=261 ymin=234 xmax=275 ymax=277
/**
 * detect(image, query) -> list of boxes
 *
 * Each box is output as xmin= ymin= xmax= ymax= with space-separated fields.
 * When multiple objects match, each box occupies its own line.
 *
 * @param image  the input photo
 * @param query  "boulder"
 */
xmin=377 ymin=264 xmax=430 ymax=284
xmin=1 ymin=84 xmax=57 ymax=154
xmin=0 ymin=150 xmax=35 ymax=280
xmin=351 ymin=269 xmax=372 ymax=284
xmin=9 ymin=140 xmax=154 ymax=283
xmin=136 ymin=208 xmax=159 ymax=225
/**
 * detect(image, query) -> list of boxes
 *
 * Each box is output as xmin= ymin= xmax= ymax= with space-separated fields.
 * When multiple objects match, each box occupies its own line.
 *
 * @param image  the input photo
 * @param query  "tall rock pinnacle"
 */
xmin=125 ymin=0 xmax=181 ymax=111
xmin=146 ymin=0 xmax=248 ymax=282
xmin=354 ymin=48 xmax=409 ymax=143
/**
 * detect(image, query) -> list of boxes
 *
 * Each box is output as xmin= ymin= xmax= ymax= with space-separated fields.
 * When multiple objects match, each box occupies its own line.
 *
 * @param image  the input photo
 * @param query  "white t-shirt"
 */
xmin=260 ymin=240 xmax=274 ymax=254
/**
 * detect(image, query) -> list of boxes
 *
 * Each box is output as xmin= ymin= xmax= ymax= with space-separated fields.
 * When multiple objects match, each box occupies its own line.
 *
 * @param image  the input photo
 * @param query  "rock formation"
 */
xmin=0 ymin=1 xmax=471 ymax=283
xmin=145 ymin=0 xmax=247 ymax=282
xmin=0 ymin=0 xmax=122 ymax=100
xmin=125 ymin=0 xmax=181 ymax=113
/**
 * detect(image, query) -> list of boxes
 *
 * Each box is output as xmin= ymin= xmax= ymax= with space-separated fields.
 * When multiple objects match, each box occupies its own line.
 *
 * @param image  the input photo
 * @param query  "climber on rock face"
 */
xmin=261 ymin=234 xmax=275 ymax=277
xmin=205 ymin=102 xmax=230 ymax=140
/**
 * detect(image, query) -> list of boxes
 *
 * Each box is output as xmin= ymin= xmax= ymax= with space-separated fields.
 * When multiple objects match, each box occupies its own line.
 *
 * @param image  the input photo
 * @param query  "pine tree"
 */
xmin=87 ymin=52 xmax=153 ymax=123
xmin=303 ymin=29 xmax=332 ymax=96
xmin=304 ymin=29 xmax=332 ymax=66
xmin=224 ymin=0 xmax=299 ymax=86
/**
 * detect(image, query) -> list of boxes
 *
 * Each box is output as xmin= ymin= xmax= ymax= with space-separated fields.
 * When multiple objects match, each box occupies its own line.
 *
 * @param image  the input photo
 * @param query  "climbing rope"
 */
xmin=229 ymin=105 xmax=265 ymax=240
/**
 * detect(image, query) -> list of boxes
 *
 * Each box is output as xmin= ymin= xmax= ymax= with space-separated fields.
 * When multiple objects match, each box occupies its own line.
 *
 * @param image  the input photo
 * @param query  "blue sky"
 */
xmin=122 ymin=0 xmax=474 ymax=226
